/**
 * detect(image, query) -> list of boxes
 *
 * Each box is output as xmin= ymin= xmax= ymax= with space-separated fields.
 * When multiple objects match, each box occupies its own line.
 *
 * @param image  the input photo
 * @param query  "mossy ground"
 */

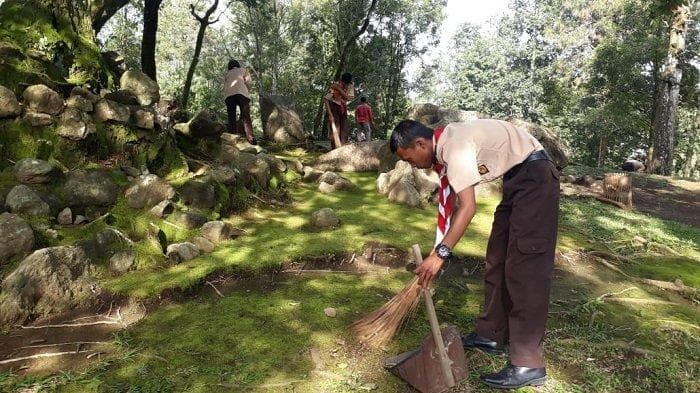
xmin=0 ymin=172 xmax=698 ymax=392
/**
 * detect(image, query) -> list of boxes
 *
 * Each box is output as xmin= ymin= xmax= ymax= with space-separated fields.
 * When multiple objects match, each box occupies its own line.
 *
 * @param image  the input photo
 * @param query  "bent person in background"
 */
xmin=389 ymin=119 xmax=560 ymax=389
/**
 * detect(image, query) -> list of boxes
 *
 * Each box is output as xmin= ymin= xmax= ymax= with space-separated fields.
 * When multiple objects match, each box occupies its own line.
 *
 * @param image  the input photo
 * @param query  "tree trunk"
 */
xmin=181 ymin=0 xmax=219 ymax=110
xmin=141 ymin=0 xmax=162 ymax=82
xmin=649 ymin=3 xmax=690 ymax=175
xmin=91 ymin=0 xmax=130 ymax=34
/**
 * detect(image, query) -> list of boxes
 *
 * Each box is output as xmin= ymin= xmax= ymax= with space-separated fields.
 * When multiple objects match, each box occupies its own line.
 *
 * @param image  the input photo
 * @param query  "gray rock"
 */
xmin=57 ymin=107 xmax=96 ymax=140
xmin=69 ymin=87 xmax=100 ymax=104
xmin=109 ymin=249 xmax=136 ymax=274
xmin=218 ymin=143 xmax=240 ymax=162
xmin=65 ymin=94 xmax=93 ymax=112
xmin=64 ymin=169 xmax=118 ymax=207
xmin=260 ymin=95 xmax=308 ymax=144
xmin=77 ymin=228 xmax=132 ymax=262
xmin=318 ymin=172 xmax=355 ymax=193
xmin=170 ymin=211 xmax=208 ymax=229
xmin=149 ymin=200 xmax=174 ymax=218
xmin=74 ymin=215 xmax=87 ymax=225
xmin=179 ymin=180 xmax=216 ymax=209
xmin=121 ymin=166 xmax=141 ymax=178
xmin=133 ymin=108 xmax=155 ymax=129
xmin=310 ymin=208 xmax=340 ymax=229
xmin=14 ymin=158 xmax=55 ymax=184
xmin=0 ymin=213 xmax=34 ymax=265
xmin=387 ymin=177 xmax=421 ymax=207
xmin=0 ymin=85 xmax=21 ymax=118
xmin=57 ymin=207 xmax=72 ymax=225
xmin=234 ymin=152 xmax=271 ymax=188
xmin=120 ymin=70 xmax=160 ymax=106
xmin=259 ymin=153 xmax=287 ymax=174
xmin=314 ymin=140 xmax=396 ymax=172
xmin=103 ymin=89 xmax=140 ymax=106
xmin=174 ymin=110 xmax=225 ymax=137
xmin=22 ymin=84 xmax=65 ymax=115
xmin=282 ymin=158 xmax=304 ymax=174
xmin=201 ymin=220 xmax=243 ymax=244
xmin=166 ymin=242 xmax=199 ymax=263
xmin=302 ymin=166 xmax=324 ymax=182
xmin=192 ymin=236 xmax=216 ymax=253
xmin=0 ymin=246 xmax=98 ymax=325
xmin=125 ymin=174 xmax=175 ymax=209
xmin=221 ymin=133 xmax=264 ymax=154
xmin=94 ymin=99 xmax=130 ymax=123
xmin=211 ymin=165 xmax=237 ymax=185
xmin=23 ymin=111 xmax=53 ymax=127
xmin=5 ymin=185 xmax=50 ymax=216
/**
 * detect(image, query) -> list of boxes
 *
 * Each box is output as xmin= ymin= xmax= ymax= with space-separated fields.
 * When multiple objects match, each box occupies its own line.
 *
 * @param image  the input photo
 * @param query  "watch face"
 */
xmin=436 ymin=244 xmax=451 ymax=258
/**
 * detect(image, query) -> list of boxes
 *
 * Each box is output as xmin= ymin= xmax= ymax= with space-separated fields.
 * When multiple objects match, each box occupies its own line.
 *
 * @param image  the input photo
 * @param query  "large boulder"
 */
xmin=407 ymin=103 xmax=481 ymax=126
xmin=174 ymin=110 xmax=225 ymax=137
xmin=119 ymin=70 xmax=160 ymax=106
xmin=64 ymin=169 xmax=119 ymax=207
xmin=508 ymin=119 xmax=569 ymax=169
xmin=377 ymin=160 xmax=438 ymax=208
xmin=94 ymin=99 xmax=131 ymax=123
xmin=133 ymin=108 xmax=155 ymax=129
xmin=179 ymin=179 xmax=216 ymax=209
xmin=103 ymin=89 xmax=140 ymax=106
xmin=125 ymin=174 xmax=176 ymax=209
xmin=0 ymin=85 xmax=21 ymax=118
xmin=234 ymin=152 xmax=271 ymax=188
xmin=0 ymin=246 xmax=98 ymax=325
xmin=23 ymin=111 xmax=54 ymax=127
xmin=260 ymin=95 xmax=308 ymax=144
xmin=0 ymin=213 xmax=34 ymax=265
xmin=56 ymin=107 xmax=96 ymax=140
xmin=65 ymin=94 xmax=94 ymax=112
xmin=5 ymin=185 xmax=50 ymax=216
xmin=14 ymin=158 xmax=56 ymax=184
xmin=314 ymin=140 xmax=397 ymax=172
xmin=22 ymin=84 xmax=65 ymax=115
xmin=120 ymin=70 xmax=160 ymax=106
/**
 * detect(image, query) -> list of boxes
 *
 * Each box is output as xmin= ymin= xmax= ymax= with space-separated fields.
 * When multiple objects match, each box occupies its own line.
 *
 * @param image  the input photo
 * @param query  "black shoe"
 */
xmin=481 ymin=364 xmax=546 ymax=389
xmin=462 ymin=332 xmax=507 ymax=355
xmin=248 ymin=137 xmax=257 ymax=145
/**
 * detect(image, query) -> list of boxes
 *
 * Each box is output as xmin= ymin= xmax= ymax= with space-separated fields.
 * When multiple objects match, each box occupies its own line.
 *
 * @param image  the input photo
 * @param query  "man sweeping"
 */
xmin=388 ymin=119 xmax=559 ymax=389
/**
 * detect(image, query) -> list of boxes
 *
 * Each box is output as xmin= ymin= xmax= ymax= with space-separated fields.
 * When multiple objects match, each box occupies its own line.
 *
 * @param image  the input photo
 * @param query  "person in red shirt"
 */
xmin=354 ymin=97 xmax=375 ymax=141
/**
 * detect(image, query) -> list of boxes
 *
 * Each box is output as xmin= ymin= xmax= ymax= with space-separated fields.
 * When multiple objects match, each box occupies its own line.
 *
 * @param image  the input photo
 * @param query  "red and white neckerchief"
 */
xmin=432 ymin=126 xmax=453 ymax=246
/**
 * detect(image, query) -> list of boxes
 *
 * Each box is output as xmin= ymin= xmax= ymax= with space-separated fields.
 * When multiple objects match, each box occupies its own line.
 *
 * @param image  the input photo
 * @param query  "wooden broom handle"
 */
xmin=412 ymin=244 xmax=456 ymax=387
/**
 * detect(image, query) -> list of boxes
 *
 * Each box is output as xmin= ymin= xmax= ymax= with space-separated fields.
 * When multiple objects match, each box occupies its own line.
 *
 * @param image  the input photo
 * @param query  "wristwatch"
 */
xmin=435 ymin=243 xmax=452 ymax=260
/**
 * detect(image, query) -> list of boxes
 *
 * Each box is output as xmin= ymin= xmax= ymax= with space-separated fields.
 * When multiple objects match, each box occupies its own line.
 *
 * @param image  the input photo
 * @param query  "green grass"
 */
xmin=2 ymin=171 xmax=698 ymax=392
xmin=103 ymin=173 xmax=500 ymax=298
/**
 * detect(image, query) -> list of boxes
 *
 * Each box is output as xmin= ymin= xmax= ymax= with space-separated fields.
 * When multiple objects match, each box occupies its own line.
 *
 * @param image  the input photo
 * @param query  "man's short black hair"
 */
xmin=389 ymin=120 xmax=434 ymax=153
xmin=341 ymin=72 xmax=353 ymax=84
xmin=360 ymin=96 xmax=367 ymax=103
xmin=228 ymin=59 xmax=241 ymax=70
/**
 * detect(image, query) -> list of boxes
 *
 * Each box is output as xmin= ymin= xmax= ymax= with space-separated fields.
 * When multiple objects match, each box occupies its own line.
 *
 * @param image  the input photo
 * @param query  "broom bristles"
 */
xmin=351 ymin=277 xmax=422 ymax=347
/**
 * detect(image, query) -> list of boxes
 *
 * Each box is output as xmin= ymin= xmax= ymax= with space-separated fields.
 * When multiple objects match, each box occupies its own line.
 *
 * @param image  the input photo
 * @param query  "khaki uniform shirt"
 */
xmin=435 ymin=120 xmax=544 ymax=192
xmin=223 ymin=68 xmax=251 ymax=99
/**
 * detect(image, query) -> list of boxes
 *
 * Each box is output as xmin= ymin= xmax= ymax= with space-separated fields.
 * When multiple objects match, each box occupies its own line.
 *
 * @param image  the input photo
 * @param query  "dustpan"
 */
xmin=384 ymin=245 xmax=468 ymax=393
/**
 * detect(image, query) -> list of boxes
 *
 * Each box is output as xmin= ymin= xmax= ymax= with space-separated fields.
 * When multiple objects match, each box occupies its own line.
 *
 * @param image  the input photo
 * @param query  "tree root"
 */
xmin=0 ymin=350 xmax=92 ymax=365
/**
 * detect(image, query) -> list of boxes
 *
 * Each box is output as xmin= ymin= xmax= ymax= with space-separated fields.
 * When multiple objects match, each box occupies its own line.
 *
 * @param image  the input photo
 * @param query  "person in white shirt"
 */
xmin=223 ymin=59 xmax=256 ymax=144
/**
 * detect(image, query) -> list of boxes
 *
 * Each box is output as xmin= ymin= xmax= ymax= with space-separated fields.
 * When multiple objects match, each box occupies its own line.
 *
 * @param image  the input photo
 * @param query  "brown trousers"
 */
xmin=475 ymin=159 xmax=559 ymax=368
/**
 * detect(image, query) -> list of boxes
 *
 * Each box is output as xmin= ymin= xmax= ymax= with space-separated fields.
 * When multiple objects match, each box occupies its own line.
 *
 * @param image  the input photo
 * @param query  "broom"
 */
xmin=351 ymin=245 xmax=424 ymax=347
